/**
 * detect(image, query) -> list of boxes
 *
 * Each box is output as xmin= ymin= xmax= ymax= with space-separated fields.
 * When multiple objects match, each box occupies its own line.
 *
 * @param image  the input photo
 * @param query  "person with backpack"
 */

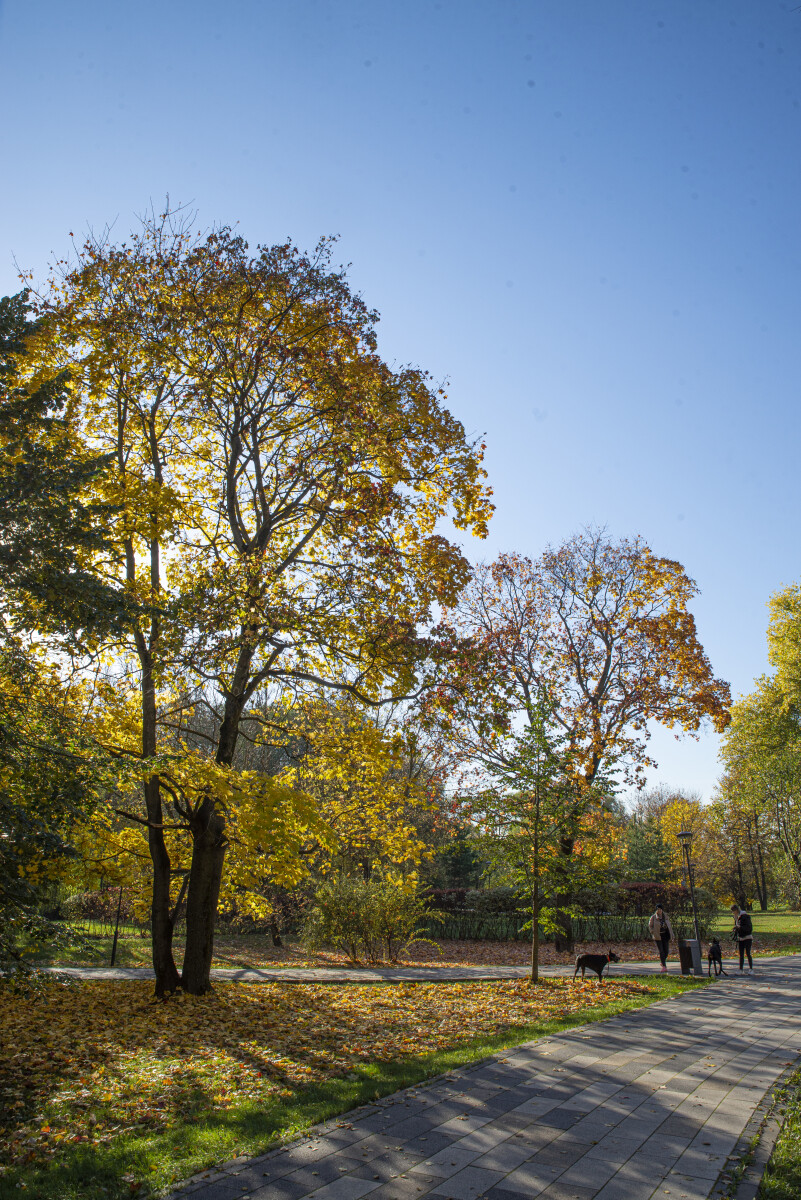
xmin=731 ymin=904 xmax=754 ymax=972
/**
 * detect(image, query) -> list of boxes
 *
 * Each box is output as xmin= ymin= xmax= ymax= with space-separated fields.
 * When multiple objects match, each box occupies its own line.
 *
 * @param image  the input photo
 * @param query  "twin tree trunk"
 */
xmin=178 ymin=697 xmax=242 ymax=995
xmin=181 ymin=798 xmax=227 ymax=994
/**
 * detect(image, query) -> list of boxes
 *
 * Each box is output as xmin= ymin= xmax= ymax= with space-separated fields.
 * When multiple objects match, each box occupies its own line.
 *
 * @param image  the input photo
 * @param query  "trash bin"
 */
xmin=678 ymin=939 xmax=702 ymax=976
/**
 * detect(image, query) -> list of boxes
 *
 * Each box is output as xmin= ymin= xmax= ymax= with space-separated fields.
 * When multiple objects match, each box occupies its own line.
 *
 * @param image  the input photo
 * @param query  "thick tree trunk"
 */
xmin=181 ymin=797 xmax=227 ymax=995
xmin=149 ymin=815 xmax=181 ymax=995
xmin=141 ymin=658 xmax=181 ymax=997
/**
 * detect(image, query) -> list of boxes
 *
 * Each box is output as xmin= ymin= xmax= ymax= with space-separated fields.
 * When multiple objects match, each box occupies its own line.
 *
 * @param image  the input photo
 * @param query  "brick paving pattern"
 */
xmin=167 ymin=957 xmax=801 ymax=1200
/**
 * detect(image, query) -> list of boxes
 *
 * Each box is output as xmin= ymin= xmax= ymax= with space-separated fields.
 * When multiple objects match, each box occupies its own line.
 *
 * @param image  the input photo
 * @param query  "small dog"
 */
xmin=573 ymin=949 xmax=620 ymax=982
xmin=707 ymin=937 xmax=729 ymax=977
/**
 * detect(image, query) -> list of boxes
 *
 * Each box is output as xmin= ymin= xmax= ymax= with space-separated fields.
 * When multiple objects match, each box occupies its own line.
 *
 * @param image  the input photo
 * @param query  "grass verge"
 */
xmin=758 ymin=1067 xmax=801 ymax=1199
xmin=0 ymin=973 xmax=708 ymax=1200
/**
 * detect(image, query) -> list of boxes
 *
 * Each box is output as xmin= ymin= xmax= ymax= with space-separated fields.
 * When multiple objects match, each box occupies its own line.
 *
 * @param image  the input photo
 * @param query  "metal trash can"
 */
xmin=678 ymin=939 xmax=703 ymax=976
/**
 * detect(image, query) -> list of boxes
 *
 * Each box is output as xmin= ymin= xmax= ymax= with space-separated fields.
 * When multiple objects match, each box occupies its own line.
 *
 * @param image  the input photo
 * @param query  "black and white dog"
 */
xmin=707 ymin=937 xmax=729 ymax=977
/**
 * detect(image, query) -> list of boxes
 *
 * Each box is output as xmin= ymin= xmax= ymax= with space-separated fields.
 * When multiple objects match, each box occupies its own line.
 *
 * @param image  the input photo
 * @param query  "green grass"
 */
xmin=710 ymin=909 xmax=801 ymax=935
xmin=0 ymin=974 xmax=708 ymax=1200
xmin=708 ymin=909 xmax=801 ymax=957
xmin=758 ymin=1068 xmax=801 ymax=1199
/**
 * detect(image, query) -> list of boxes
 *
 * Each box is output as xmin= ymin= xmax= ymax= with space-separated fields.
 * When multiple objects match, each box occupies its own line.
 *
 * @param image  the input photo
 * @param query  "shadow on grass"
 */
xmin=0 ymin=974 xmax=708 ymax=1200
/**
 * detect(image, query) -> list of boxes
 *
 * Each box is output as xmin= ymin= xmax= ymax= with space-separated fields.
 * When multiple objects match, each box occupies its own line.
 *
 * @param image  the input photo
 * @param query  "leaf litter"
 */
xmin=0 ymin=975 xmax=651 ymax=1170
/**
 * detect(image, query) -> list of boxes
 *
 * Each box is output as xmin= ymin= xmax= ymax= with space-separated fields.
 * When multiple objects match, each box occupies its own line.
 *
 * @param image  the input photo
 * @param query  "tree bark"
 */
xmin=753 ymin=813 xmax=769 ymax=911
xmin=552 ymin=834 xmax=575 ymax=953
xmin=181 ymin=674 xmax=246 ymax=993
xmin=181 ymin=796 xmax=227 ymax=995
xmin=734 ymin=856 xmax=748 ymax=911
xmin=142 ymin=697 xmax=181 ymax=996
xmin=530 ymin=879 xmax=539 ymax=983
xmin=747 ymin=831 xmax=766 ymax=910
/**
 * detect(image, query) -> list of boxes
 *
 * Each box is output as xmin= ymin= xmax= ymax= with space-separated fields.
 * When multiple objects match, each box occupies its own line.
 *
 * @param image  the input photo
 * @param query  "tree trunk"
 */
xmin=745 ymin=817 xmax=767 ymax=911
xmin=530 ymin=881 xmax=539 ymax=984
xmin=552 ymin=834 xmax=574 ymax=952
xmin=754 ymin=815 xmax=769 ymax=911
xmin=141 ymin=656 xmax=180 ymax=997
xmin=734 ymin=857 xmax=748 ymax=911
xmin=180 ymin=672 xmax=248 ymax=993
xmin=181 ymin=797 xmax=227 ymax=995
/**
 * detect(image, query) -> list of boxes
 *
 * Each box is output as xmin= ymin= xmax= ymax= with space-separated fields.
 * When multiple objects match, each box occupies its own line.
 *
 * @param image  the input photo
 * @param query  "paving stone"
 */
xmin=247 ymin=1180 xmax=314 ymax=1200
xmin=535 ymin=1184 xmax=597 ymax=1200
xmin=428 ymin=1165 xmax=506 ymax=1198
xmin=527 ymin=1139 xmax=592 ymax=1170
xmin=556 ymin=1155 xmax=619 ymax=1190
xmin=303 ymin=1179 xmax=381 ymax=1200
xmin=469 ymin=1142 xmax=541 ymax=1173
xmin=649 ymin=1169 xmax=716 ymax=1199
xmin=498 ymin=1159 xmax=570 ymax=1192
xmin=191 ymin=1179 xmax=260 ymax=1200
xmin=410 ymin=1146 xmax=481 ymax=1178
xmin=285 ymin=1163 xmax=351 ymax=1190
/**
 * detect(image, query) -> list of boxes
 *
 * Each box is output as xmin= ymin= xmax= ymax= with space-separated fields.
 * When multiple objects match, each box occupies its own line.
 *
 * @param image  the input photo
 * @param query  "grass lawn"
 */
xmin=0 ymin=973 xmax=708 ymax=1200
xmin=709 ymin=909 xmax=801 ymax=957
xmin=31 ymin=911 xmax=801 ymax=973
xmin=758 ymin=1067 xmax=801 ymax=1199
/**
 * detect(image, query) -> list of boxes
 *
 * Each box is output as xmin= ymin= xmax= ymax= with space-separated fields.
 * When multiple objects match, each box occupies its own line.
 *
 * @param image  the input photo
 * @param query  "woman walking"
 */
xmin=731 ymin=904 xmax=754 ymax=972
xmin=649 ymin=905 xmax=673 ymax=972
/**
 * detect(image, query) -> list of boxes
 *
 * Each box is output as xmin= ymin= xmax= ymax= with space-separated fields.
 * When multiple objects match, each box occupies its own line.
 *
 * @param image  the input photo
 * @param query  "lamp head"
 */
xmin=676 ymin=829 xmax=693 ymax=848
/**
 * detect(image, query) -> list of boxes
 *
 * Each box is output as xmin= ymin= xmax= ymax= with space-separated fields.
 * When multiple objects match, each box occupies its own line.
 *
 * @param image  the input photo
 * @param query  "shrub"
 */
xmin=616 ymin=882 xmax=691 ymax=915
xmin=302 ymin=875 xmax=434 ymax=963
xmin=464 ymin=886 xmax=522 ymax=913
xmin=62 ymin=888 xmax=137 ymax=923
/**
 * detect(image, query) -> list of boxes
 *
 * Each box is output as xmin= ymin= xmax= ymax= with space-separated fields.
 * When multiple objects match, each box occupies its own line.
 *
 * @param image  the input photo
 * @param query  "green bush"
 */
xmin=302 ymin=875 xmax=436 ymax=963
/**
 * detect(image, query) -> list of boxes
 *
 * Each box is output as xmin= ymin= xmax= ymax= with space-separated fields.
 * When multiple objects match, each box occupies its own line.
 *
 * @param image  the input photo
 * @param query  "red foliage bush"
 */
xmin=616 ymin=882 xmax=690 ymax=915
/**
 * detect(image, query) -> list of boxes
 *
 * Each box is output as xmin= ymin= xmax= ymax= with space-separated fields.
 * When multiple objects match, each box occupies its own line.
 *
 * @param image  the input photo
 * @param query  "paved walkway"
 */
xmin=166 ymin=956 xmax=801 ymax=1200
xmin=47 ymin=961 xmax=707 ymax=983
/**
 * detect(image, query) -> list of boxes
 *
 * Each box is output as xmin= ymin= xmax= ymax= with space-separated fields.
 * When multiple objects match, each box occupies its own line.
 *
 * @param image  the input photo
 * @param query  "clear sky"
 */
xmin=2 ymin=0 xmax=800 ymax=801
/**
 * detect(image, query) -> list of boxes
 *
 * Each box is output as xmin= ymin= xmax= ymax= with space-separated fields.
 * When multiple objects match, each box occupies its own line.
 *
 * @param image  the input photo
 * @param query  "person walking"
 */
xmin=649 ymin=905 xmax=673 ymax=972
xmin=731 ymin=904 xmax=754 ymax=972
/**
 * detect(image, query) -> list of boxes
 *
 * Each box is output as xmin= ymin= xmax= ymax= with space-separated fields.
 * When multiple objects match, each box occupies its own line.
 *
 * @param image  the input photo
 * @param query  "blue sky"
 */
xmin=2 ymin=0 xmax=800 ymax=800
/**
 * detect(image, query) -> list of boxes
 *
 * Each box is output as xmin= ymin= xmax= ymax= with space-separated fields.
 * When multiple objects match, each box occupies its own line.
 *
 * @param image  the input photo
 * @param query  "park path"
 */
xmin=48 ymin=961 xmax=686 ymax=983
xmin=165 ymin=956 xmax=801 ymax=1200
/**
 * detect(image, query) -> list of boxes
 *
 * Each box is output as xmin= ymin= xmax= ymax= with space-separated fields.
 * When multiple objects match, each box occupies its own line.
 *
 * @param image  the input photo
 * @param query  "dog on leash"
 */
xmin=707 ymin=937 xmax=728 ymax=977
xmin=573 ymin=949 xmax=620 ymax=982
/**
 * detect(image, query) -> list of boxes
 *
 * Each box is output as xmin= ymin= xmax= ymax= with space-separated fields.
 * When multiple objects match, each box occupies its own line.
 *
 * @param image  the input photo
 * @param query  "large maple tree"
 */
xmin=26 ymin=214 xmax=492 ymax=993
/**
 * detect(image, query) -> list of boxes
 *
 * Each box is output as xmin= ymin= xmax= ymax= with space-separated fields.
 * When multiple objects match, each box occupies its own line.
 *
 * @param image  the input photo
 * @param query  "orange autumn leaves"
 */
xmin=0 ymin=977 xmax=650 ymax=1168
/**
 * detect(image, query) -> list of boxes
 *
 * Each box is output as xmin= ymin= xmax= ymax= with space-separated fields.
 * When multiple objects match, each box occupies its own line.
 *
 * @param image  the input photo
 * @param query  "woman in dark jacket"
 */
xmin=731 ymin=905 xmax=754 ymax=971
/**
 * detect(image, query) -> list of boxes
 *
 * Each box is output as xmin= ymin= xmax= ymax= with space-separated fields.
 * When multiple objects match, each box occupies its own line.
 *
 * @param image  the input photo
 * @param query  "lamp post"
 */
xmin=676 ymin=830 xmax=701 ymax=946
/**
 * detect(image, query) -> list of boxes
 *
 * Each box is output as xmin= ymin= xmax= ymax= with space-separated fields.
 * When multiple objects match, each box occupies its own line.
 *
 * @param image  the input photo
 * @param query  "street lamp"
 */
xmin=676 ymin=829 xmax=701 ymax=947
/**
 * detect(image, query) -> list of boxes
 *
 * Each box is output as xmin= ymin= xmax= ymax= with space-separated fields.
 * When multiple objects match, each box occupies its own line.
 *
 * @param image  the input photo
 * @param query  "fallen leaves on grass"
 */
xmin=0 ymin=976 xmax=650 ymax=1169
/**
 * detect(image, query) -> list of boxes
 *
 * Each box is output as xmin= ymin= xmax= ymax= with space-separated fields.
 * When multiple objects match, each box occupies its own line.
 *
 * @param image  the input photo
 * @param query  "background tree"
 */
xmin=471 ymin=708 xmax=609 ymax=981
xmin=440 ymin=528 xmax=731 ymax=948
xmin=0 ymin=292 xmax=125 ymax=640
xmin=721 ymin=677 xmax=801 ymax=903
xmin=0 ymin=291 xmax=128 ymax=963
xmin=717 ymin=580 xmax=801 ymax=908
xmin=623 ymin=815 xmax=673 ymax=883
